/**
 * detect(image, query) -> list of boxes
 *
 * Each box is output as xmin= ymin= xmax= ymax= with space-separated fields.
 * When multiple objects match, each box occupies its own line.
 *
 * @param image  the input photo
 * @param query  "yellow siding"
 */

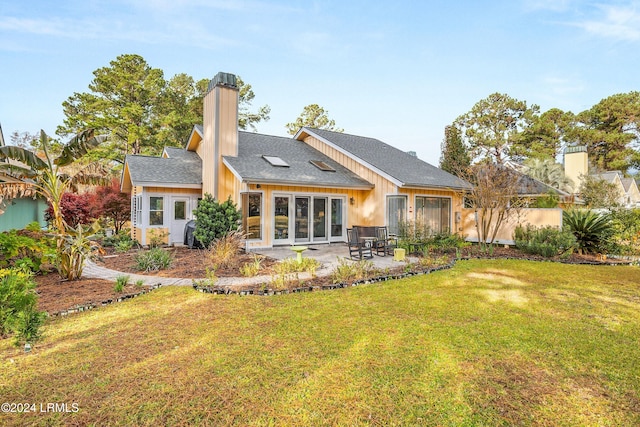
xmin=145 ymin=227 xmax=170 ymax=246
xmin=202 ymin=82 xmax=238 ymax=199
xmin=301 ymin=135 xmax=464 ymax=231
xmin=145 ymin=187 xmax=201 ymax=195
xmin=564 ymin=150 xmax=587 ymax=193
xmin=462 ymin=208 xmax=563 ymax=244
xmin=202 ymin=91 xmax=215 ymax=196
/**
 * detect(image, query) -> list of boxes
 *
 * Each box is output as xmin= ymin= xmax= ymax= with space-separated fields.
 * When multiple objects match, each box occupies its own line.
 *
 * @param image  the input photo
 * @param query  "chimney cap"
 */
xmin=564 ymin=145 xmax=587 ymax=154
xmin=208 ymin=72 xmax=238 ymax=92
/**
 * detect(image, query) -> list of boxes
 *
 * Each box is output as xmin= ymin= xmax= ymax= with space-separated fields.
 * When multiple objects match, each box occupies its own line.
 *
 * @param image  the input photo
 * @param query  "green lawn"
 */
xmin=1 ymin=259 xmax=640 ymax=426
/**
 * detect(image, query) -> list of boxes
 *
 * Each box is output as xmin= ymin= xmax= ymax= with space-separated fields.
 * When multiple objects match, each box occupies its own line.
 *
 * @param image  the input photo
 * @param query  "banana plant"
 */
xmin=0 ymin=130 xmax=109 ymax=279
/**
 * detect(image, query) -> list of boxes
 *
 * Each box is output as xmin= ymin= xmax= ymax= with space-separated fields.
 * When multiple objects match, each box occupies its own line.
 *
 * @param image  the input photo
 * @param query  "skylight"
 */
xmin=262 ymin=155 xmax=289 ymax=167
xmin=310 ymin=160 xmax=336 ymax=172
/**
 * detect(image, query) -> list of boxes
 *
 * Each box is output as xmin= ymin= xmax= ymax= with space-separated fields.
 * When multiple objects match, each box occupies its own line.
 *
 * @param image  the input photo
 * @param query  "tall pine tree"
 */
xmin=439 ymin=125 xmax=470 ymax=177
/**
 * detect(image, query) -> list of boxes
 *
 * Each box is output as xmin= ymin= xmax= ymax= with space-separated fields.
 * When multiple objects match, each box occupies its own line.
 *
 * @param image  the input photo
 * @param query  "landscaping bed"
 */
xmin=33 ymin=245 xmax=632 ymax=315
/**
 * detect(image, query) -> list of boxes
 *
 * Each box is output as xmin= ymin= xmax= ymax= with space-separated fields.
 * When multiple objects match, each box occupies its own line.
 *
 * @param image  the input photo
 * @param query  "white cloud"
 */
xmin=573 ymin=3 xmax=640 ymax=41
xmin=523 ymin=0 xmax=573 ymax=12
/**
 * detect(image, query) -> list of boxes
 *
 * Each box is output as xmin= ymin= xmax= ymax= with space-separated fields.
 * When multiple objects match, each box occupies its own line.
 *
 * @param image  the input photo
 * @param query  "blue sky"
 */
xmin=1 ymin=0 xmax=639 ymax=165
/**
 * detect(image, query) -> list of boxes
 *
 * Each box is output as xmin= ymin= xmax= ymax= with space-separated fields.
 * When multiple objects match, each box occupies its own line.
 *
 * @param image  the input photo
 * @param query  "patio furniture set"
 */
xmin=347 ymin=226 xmax=399 ymax=260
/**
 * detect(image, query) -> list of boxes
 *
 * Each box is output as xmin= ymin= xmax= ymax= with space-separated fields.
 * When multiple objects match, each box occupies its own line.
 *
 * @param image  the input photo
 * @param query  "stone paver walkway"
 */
xmin=82 ymin=244 xmax=415 ymax=288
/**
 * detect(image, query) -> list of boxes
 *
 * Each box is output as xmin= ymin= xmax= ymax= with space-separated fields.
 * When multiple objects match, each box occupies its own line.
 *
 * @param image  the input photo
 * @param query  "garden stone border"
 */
xmin=49 ymin=283 xmax=164 ymax=317
xmin=192 ymin=254 xmax=635 ymax=297
xmin=192 ymin=263 xmax=456 ymax=296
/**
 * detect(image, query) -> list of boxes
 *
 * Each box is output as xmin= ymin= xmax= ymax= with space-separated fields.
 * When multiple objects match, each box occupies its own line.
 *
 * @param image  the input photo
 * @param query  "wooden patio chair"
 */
xmin=375 ymin=226 xmax=398 ymax=256
xmin=347 ymin=227 xmax=373 ymax=260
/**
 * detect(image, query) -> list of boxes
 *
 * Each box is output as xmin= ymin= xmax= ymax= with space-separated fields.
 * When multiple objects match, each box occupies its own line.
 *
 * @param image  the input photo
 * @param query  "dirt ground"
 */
xmin=34 ymin=245 xmax=621 ymax=316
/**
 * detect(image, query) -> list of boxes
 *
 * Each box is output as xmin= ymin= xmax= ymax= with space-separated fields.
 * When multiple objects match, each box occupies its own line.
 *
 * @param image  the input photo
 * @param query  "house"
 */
xmin=0 ymin=124 xmax=48 ymax=232
xmin=564 ymin=146 xmax=640 ymax=208
xmin=121 ymin=72 xmax=470 ymax=247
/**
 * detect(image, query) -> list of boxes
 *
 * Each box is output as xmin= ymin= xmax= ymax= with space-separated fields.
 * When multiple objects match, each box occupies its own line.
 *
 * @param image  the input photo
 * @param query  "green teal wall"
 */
xmin=0 ymin=197 xmax=48 ymax=232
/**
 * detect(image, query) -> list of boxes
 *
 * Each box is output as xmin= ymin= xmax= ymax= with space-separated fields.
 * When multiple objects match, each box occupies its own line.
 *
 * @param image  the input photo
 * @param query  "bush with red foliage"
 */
xmin=45 ymin=192 xmax=98 ymax=228
xmin=94 ymin=179 xmax=131 ymax=234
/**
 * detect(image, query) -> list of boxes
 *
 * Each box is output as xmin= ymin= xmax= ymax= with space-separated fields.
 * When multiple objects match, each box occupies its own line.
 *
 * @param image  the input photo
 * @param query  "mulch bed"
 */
xmin=34 ymin=245 xmax=630 ymax=316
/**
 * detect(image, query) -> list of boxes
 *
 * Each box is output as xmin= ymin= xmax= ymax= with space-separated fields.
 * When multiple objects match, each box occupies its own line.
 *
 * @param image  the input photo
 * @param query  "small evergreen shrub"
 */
xmin=0 ymin=268 xmax=47 ymax=346
xmin=135 ymin=248 xmax=173 ymax=272
xmin=606 ymin=208 xmax=640 ymax=256
xmin=514 ymin=225 xmax=576 ymax=258
xmin=193 ymin=194 xmax=241 ymax=248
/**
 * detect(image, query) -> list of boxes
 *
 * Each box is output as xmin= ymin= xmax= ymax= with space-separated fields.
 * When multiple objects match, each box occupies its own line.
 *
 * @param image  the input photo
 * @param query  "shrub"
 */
xmin=148 ymin=229 xmax=169 ymax=248
xmin=514 ymin=224 xmax=576 ymax=258
xmin=93 ymin=179 xmax=131 ymax=234
xmin=331 ymin=258 xmax=377 ymax=284
xmin=205 ymin=230 xmax=245 ymax=270
xmin=135 ymin=279 xmax=145 ymax=288
xmin=0 ymin=228 xmax=55 ymax=273
xmin=239 ymin=255 xmax=263 ymax=277
xmin=274 ymin=257 xmax=321 ymax=275
xmin=114 ymin=275 xmax=129 ymax=292
xmin=563 ymin=209 xmax=612 ymax=255
xmin=193 ymin=194 xmax=241 ymax=248
xmin=0 ymin=268 xmax=47 ymax=346
xmin=45 ymin=192 xmax=97 ymax=228
xmin=135 ymin=247 xmax=173 ymax=272
xmin=606 ymin=208 xmax=640 ymax=256
xmin=114 ymin=239 xmax=135 ymax=253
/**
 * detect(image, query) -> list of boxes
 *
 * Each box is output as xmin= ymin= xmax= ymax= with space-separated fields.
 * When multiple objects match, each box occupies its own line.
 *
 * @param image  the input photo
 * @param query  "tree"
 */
xmin=154 ymin=73 xmax=206 ymax=150
xmin=285 ymin=104 xmax=343 ymax=135
xmin=58 ymin=54 xmax=166 ymax=162
xmin=455 ymin=93 xmax=539 ymax=164
xmin=0 ymin=130 xmax=109 ymax=279
xmin=439 ymin=125 xmax=470 ymax=176
xmin=573 ymin=92 xmax=640 ymax=174
xmin=58 ymin=54 xmax=271 ymax=161
xmin=237 ymin=76 xmax=271 ymax=131
xmin=524 ymin=157 xmax=574 ymax=193
xmin=514 ymin=108 xmax=575 ymax=161
xmin=93 ymin=179 xmax=131 ymax=234
xmin=578 ymin=174 xmax=622 ymax=209
xmin=457 ymin=163 xmax=526 ymax=248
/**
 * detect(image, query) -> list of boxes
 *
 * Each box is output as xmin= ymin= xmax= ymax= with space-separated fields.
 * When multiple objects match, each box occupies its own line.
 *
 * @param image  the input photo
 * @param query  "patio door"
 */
xmin=295 ymin=196 xmax=310 ymax=242
xmin=273 ymin=195 xmax=291 ymax=244
xmin=313 ymin=197 xmax=328 ymax=241
xmin=170 ymin=197 xmax=189 ymax=245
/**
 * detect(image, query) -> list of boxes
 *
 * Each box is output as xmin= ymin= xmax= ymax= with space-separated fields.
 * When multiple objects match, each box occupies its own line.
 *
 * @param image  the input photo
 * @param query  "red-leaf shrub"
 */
xmin=94 ymin=179 xmax=131 ymax=234
xmin=45 ymin=192 xmax=97 ymax=228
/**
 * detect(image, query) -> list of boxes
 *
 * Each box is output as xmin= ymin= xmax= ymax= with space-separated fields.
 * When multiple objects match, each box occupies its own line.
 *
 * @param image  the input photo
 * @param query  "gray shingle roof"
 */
xmin=301 ymin=128 xmax=471 ymax=190
xmin=125 ymin=149 xmax=201 ymax=186
xmin=223 ymin=132 xmax=373 ymax=188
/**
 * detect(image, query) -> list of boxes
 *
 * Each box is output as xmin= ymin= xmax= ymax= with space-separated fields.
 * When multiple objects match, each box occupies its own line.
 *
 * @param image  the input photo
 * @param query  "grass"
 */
xmin=1 ymin=259 xmax=640 ymax=426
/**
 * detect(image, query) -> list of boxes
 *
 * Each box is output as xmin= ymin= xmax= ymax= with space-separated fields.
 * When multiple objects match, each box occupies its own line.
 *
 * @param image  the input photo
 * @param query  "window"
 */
xmin=262 ymin=155 xmax=289 ymax=167
xmin=242 ymin=192 xmax=262 ymax=240
xmin=331 ymin=198 xmax=343 ymax=237
xmin=415 ymin=196 xmax=450 ymax=234
xmin=310 ymin=160 xmax=336 ymax=172
xmin=149 ymin=196 xmax=164 ymax=226
xmin=174 ymin=201 xmax=186 ymax=220
xmin=386 ymin=195 xmax=407 ymax=235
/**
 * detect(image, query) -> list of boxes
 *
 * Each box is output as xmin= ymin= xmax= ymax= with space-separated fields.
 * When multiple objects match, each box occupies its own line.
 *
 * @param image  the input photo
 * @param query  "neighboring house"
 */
xmin=121 ymin=72 xmax=470 ymax=247
xmin=0 ymin=124 xmax=48 ymax=232
xmin=564 ymin=146 xmax=640 ymax=208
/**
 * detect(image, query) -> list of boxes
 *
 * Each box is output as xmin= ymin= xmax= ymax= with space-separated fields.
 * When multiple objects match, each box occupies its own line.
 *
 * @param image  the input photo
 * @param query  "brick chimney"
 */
xmin=564 ymin=145 xmax=588 ymax=193
xmin=202 ymin=72 xmax=239 ymax=198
